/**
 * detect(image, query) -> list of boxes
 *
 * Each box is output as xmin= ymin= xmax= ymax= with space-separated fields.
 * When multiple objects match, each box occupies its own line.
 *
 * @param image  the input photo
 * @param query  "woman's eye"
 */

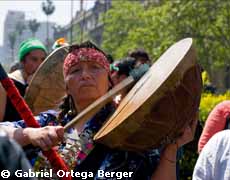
xmin=70 ymin=68 xmax=81 ymax=74
xmin=31 ymin=57 xmax=39 ymax=62
xmin=92 ymin=65 xmax=101 ymax=70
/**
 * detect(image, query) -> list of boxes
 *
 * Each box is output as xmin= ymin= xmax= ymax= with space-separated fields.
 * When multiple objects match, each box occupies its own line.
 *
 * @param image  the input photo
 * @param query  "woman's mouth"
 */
xmin=79 ymin=82 xmax=96 ymax=88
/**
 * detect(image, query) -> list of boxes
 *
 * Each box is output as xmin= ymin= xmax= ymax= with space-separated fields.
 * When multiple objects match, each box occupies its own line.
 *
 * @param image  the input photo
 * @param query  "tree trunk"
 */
xmin=46 ymin=16 xmax=49 ymax=52
xmin=11 ymin=48 xmax=14 ymax=62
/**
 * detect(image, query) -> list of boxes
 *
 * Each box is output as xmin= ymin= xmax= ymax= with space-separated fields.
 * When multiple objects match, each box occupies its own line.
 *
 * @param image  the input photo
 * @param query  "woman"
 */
xmin=0 ymin=41 xmax=196 ymax=179
xmin=0 ymin=38 xmax=47 ymax=122
xmin=198 ymin=100 xmax=230 ymax=153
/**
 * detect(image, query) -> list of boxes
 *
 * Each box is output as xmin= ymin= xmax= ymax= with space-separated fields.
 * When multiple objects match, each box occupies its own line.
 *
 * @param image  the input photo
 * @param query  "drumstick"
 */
xmin=64 ymin=76 xmax=135 ymax=131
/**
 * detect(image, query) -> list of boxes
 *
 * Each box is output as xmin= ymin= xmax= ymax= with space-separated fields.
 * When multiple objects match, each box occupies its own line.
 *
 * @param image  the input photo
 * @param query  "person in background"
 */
xmin=0 ymin=38 xmax=47 ymax=122
xmin=9 ymin=62 xmax=22 ymax=73
xmin=193 ymin=130 xmax=230 ymax=180
xmin=198 ymin=100 xmax=230 ymax=153
xmin=129 ymin=49 xmax=151 ymax=67
xmin=111 ymin=57 xmax=136 ymax=86
xmin=202 ymin=70 xmax=216 ymax=94
xmin=106 ymin=54 xmax=114 ymax=64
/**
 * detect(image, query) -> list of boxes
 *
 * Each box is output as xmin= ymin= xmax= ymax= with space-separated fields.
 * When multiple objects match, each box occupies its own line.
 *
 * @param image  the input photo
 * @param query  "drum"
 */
xmin=24 ymin=46 xmax=69 ymax=115
xmin=94 ymin=38 xmax=202 ymax=151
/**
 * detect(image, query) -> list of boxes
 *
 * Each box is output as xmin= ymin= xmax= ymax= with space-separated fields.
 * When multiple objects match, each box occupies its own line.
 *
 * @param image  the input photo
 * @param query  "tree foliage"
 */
xmin=16 ymin=22 xmax=25 ymax=37
xmin=42 ymin=0 xmax=55 ymax=16
xmin=16 ymin=21 xmax=25 ymax=43
xmin=72 ymin=23 xmax=90 ymax=44
xmin=102 ymin=1 xmax=230 ymax=179
xmin=42 ymin=0 xmax=55 ymax=51
xmin=28 ymin=19 xmax=40 ymax=37
xmin=102 ymin=1 xmax=145 ymax=59
xmin=8 ymin=32 xmax=17 ymax=61
xmin=102 ymin=0 xmax=230 ymax=76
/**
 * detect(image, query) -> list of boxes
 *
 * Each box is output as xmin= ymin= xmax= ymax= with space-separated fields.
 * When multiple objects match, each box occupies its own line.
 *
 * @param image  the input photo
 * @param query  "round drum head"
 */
xmin=94 ymin=38 xmax=202 ymax=151
xmin=24 ymin=46 xmax=69 ymax=115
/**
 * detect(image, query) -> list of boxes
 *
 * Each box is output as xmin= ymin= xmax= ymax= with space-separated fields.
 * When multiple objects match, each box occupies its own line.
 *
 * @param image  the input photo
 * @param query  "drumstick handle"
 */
xmin=64 ymin=76 xmax=135 ymax=131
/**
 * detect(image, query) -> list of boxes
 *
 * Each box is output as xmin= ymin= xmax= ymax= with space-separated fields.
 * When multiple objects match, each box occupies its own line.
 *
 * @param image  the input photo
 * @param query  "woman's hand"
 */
xmin=176 ymin=117 xmax=198 ymax=147
xmin=161 ymin=115 xmax=198 ymax=163
xmin=151 ymin=113 xmax=198 ymax=180
xmin=23 ymin=126 xmax=64 ymax=151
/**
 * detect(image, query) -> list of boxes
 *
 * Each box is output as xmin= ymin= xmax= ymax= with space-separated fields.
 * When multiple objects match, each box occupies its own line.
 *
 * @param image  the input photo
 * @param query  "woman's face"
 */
xmin=22 ymin=49 xmax=46 ymax=76
xmin=111 ymin=72 xmax=127 ymax=86
xmin=65 ymin=61 xmax=109 ymax=107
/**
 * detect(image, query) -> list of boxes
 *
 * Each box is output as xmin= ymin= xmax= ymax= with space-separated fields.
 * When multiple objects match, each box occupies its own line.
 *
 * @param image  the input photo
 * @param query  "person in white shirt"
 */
xmin=193 ymin=129 xmax=230 ymax=180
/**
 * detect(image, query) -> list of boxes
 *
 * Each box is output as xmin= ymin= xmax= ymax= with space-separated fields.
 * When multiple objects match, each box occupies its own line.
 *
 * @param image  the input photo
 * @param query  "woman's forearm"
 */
xmin=0 ymin=125 xmax=31 ymax=146
xmin=0 ymin=125 xmax=64 ymax=151
xmin=151 ymin=143 xmax=177 ymax=180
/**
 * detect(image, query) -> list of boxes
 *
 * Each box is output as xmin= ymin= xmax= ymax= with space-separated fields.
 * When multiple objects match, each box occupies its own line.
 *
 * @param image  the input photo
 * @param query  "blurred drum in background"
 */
xmin=24 ymin=46 xmax=69 ymax=115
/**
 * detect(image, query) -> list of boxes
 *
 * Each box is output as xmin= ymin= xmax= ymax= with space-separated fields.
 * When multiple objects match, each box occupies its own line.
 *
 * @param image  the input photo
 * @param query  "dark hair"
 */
xmin=106 ymin=54 xmax=114 ymax=64
xmin=117 ymin=57 xmax=136 ymax=76
xmin=58 ymin=95 xmax=76 ymax=122
xmin=69 ymin=41 xmax=107 ymax=57
xmin=129 ymin=49 xmax=150 ymax=62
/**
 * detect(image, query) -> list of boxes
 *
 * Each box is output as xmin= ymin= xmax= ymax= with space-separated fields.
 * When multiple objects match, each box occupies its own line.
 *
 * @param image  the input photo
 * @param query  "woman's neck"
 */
xmin=74 ymin=99 xmax=96 ymax=113
xmin=73 ymin=98 xmax=95 ymax=133
xmin=22 ymin=69 xmax=29 ymax=83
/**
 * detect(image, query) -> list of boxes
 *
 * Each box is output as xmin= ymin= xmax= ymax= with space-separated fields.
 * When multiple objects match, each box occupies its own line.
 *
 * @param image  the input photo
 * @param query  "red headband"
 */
xmin=63 ymin=48 xmax=110 ymax=78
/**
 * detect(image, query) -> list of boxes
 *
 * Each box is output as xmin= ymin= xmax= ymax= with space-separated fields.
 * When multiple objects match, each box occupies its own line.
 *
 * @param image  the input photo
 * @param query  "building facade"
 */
xmin=1 ymin=10 xmax=55 ymax=65
xmin=53 ymin=0 xmax=112 ymax=46
xmin=53 ymin=0 xmax=154 ymax=47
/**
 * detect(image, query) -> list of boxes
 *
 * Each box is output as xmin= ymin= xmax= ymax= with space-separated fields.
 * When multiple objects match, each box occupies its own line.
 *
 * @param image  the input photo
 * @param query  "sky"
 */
xmin=0 ymin=0 xmax=95 ymax=46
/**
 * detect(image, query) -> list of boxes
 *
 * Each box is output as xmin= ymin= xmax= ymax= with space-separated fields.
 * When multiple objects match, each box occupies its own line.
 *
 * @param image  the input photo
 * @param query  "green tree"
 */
xmin=102 ymin=1 xmax=174 ymax=59
xmin=102 ymin=0 xmax=230 ymax=89
xmin=8 ymin=32 xmax=17 ymax=62
xmin=42 ymin=0 xmax=55 ymax=51
xmin=102 ymin=1 xmax=146 ymax=59
xmin=52 ymin=25 xmax=67 ymax=42
xmin=170 ymin=0 xmax=230 ymax=78
xmin=16 ymin=22 xmax=25 ymax=43
xmin=72 ymin=23 xmax=90 ymax=44
xmin=28 ymin=19 xmax=40 ymax=37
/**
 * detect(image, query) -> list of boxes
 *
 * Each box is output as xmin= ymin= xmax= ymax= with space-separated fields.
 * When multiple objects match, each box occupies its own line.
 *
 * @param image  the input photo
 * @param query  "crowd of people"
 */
xmin=0 ymin=35 xmax=228 ymax=180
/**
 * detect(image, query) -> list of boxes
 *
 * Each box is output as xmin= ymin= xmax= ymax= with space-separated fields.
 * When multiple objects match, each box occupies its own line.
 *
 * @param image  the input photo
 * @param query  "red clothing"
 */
xmin=198 ymin=100 xmax=230 ymax=153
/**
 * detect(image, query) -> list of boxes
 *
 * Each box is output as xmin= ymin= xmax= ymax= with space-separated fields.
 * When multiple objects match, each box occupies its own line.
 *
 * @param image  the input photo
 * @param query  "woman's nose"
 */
xmin=81 ymin=69 xmax=91 ymax=79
